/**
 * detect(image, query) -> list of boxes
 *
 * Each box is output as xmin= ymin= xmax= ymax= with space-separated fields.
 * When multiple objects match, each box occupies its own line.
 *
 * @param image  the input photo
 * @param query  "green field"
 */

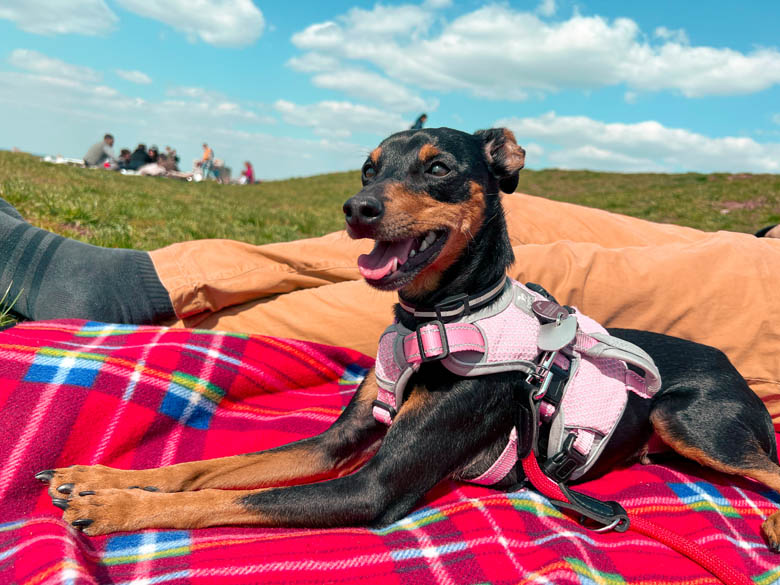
xmin=1 ymin=150 xmax=779 ymax=253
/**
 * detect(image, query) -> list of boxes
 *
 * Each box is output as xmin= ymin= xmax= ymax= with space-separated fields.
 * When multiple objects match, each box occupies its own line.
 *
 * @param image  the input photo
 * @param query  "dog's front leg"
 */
xmin=61 ymin=384 xmax=501 ymax=534
xmin=40 ymin=371 xmax=386 ymax=501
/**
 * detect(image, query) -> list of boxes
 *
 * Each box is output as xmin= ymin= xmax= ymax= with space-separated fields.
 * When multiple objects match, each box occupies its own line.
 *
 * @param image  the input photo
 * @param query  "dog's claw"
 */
xmin=78 ymin=490 xmax=95 ymax=496
xmin=57 ymin=483 xmax=75 ymax=494
xmin=142 ymin=486 xmax=159 ymax=492
xmin=35 ymin=470 xmax=54 ymax=482
xmin=52 ymin=498 xmax=69 ymax=510
xmin=72 ymin=519 xmax=93 ymax=530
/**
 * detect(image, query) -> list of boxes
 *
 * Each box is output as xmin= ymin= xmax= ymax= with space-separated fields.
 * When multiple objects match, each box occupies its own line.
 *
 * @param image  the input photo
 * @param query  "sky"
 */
xmin=1 ymin=0 xmax=779 ymax=179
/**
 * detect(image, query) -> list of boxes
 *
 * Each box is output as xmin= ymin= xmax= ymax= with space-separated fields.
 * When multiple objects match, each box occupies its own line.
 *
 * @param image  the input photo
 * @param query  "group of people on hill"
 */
xmin=84 ymin=134 xmax=255 ymax=184
xmin=83 ymin=134 xmax=181 ymax=175
xmin=82 ymin=116 xmax=431 ymax=182
xmin=119 ymin=144 xmax=181 ymax=173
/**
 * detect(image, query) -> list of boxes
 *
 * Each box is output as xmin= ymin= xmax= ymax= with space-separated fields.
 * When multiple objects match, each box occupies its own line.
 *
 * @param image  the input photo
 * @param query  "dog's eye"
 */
xmin=427 ymin=162 xmax=450 ymax=177
xmin=363 ymin=164 xmax=377 ymax=179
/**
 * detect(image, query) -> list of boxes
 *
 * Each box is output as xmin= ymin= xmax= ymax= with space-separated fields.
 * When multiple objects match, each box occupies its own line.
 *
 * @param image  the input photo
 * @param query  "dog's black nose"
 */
xmin=343 ymin=195 xmax=384 ymax=227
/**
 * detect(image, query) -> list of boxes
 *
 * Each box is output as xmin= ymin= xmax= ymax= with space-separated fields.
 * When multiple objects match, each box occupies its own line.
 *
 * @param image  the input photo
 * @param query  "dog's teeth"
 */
xmin=424 ymin=231 xmax=436 ymax=245
xmin=419 ymin=239 xmax=430 ymax=252
xmin=392 ymin=257 xmax=398 ymax=272
xmin=409 ymin=249 xmax=417 ymax=257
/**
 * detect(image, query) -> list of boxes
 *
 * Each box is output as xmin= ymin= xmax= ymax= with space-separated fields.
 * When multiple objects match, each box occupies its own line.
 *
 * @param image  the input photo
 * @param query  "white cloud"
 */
xmin=0 ymin=70 xmax=130 ymax=123
xmin=0 ymin=0 xmax=117 ymax=36
xmin=274 ymin=99 xmax=408 ymax=138
xmin=166 ymin=86 xmax=218 ymax=99
xmin=8 ymin=49 xmax=101 ymax=82
xmin=336 ymin=3 xmax=434 ymax=38
xmin=291 ymin=3 xmax=780 ymax=100
xmin=115 ymin=0 xmax=265 ymax=47
xmin=548 ymin=145 xmax=667 ymax=172
xmin=654 ymin=26 xmax=689 ymax=45
xmin=287 ymin=52 xmax=341 ymax=73
xmin=523 ymin=141 xmax=545 ymax=158
xmin=773 ymin=114 xmax=780 ymax=125
xmin=311 ymin=68 xmax=435 ymax=113
xmin=537 ymin=0 xmax=556 ymax=17
xmin=115 ymin=69 xmax=152 ymax=84
xmin=161 ymin=86 xmax=264 ymax=121
xmin=287 ymin=49 xmax=434 ymax=113
xmin=496 ymin=111 xmax=780 ymax=173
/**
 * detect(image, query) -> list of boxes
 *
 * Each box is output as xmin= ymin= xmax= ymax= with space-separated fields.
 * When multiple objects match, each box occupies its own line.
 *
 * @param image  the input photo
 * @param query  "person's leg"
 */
xmin=149 ymin=231 xmax=369 ymax=319
xmin=0 ymin=198 xmax=175 ymax=323
xmin=0 ymin=198 xmax=25 ymax=221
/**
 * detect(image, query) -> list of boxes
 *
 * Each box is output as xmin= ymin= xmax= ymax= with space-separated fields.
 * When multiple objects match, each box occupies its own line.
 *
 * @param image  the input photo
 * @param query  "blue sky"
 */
xmin=1 ymin=0 xmax=779 ymax=179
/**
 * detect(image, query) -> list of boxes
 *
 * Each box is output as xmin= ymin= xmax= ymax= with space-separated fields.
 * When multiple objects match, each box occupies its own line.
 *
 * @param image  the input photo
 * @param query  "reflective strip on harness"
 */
xmin=403 ymin=322 xmax=486 ymax=363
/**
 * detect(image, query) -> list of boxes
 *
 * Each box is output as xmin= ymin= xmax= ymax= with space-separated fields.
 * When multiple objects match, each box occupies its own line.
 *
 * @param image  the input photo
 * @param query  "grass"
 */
xmin=0 ymin=285 xmax=21 ymax=329
xmin=1 ymin=150 xmax=779 ymax=253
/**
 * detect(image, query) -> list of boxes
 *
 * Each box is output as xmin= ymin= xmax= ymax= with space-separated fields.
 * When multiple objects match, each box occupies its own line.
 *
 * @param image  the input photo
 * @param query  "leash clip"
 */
xmin=527 ymin=349 xmax=559 ymax=399
xmin=552 ymin=484 xmax=630 ymax=533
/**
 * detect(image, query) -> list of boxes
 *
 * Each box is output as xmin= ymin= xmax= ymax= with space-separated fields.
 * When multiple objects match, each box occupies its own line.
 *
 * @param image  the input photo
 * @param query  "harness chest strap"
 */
xmin=372 ymin=321 xmax=488 ymax=424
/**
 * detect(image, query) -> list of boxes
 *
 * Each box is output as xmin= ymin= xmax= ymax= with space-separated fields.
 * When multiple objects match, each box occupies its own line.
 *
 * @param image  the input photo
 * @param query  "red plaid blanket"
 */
xmin=1 ymin=320 xmax=778 ymax=585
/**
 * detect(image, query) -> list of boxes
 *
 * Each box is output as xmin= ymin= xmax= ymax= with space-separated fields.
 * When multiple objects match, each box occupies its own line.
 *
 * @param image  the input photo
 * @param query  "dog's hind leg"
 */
xmin=649 ymin=376 xmax=780 ymax=551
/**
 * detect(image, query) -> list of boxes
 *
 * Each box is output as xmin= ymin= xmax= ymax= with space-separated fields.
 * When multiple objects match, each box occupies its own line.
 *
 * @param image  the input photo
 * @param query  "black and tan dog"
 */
xmin=37 ymin=127 xmax=780 ymax=550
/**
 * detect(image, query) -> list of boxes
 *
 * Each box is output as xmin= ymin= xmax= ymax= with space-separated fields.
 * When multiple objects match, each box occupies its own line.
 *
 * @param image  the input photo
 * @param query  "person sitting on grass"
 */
xmin=128 ymin=144 xmax=152 ymax=171
xmin=116 ymin=149 xmax=132 ymax=170
xmin=83 ymin=134 xmax=116 ymax=168
xmin=241 ymin=161 xmax=255 ymax=185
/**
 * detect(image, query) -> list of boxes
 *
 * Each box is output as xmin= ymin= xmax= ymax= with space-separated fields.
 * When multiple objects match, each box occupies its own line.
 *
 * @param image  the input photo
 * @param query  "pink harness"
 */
xmin=373 ymin=278 xmax=661 ymax=485
xmin=372 ymin=279 xmax=753 ymax=585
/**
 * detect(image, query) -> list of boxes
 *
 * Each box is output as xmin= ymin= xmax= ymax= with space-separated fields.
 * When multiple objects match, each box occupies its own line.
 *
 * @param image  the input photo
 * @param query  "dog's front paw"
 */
xmin=63 ymin=489 xmax=150 ymax=536
xmin=35 ymin=465 xmax=161 ymax=502
xmin=762 ymin=512 xmax=780 ymax=553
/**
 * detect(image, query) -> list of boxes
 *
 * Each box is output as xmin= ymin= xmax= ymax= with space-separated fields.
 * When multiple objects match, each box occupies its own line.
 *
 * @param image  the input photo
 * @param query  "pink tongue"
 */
xmin=358 ymin=238 xmax=415 ymax=280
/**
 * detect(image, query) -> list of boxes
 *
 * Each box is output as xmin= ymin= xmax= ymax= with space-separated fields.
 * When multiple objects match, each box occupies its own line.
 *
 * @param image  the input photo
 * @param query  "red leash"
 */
xmin=522 ymin=454 xmax=752 ymax=585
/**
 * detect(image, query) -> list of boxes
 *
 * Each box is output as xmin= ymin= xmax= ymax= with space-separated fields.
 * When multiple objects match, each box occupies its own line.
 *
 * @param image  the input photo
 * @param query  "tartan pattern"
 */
xmin=160 ymin=372 xmax=225 ymax=429
xmin=0 ymin=320 xmax=778 ymax=585
xmin=24 ymin=347 xmax=105 ymax=387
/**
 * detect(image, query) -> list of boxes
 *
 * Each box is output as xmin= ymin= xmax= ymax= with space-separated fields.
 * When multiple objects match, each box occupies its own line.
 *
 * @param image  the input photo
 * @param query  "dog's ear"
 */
xmin=474 ymin=128 xmax=525 ymax=193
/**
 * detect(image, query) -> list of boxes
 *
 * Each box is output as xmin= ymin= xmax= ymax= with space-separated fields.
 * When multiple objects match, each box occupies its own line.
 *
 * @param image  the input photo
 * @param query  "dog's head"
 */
xmin=343 ymin=127 xmax=524 ymax=299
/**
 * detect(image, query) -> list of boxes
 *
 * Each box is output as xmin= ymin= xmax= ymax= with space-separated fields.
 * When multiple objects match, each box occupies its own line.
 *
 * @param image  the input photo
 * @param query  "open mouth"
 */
xmin=357 ymin=229 xmax=448 ymax=290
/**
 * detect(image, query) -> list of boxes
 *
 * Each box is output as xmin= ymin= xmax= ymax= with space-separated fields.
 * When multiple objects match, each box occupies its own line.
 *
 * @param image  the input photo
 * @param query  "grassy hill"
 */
xmin=1 ymin=150 xmax=778 ymax=251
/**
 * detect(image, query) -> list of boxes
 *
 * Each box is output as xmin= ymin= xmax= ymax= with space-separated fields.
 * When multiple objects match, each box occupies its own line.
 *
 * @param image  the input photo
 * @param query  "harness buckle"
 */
xmin=434 ymin=293 xmax=471 ymax=320
xmin=543 ymin=432 xmax=587 ymax=482
xmin=416 ymin=320 xmax=449 ymax=362
xmin=372 ymin=399 xmax=397 ymax=420
xmin=526 ymin=350 xmax=559 ymax=399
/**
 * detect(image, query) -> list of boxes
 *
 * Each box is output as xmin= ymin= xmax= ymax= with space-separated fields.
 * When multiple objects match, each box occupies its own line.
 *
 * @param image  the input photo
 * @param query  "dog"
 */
xmin=37 ymin=127 xmax=780 ymax=551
